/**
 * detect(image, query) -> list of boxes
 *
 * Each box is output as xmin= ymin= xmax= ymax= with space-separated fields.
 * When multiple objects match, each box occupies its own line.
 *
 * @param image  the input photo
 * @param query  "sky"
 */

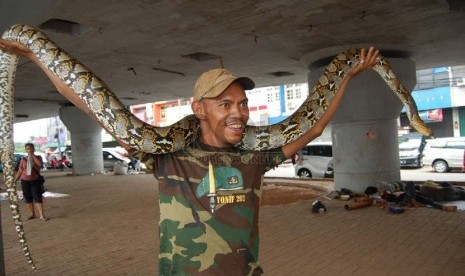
xmin=13 ymin=117 xmax=111 ymax=145
xmin=13 ymin=118 xmax=49 ymax=143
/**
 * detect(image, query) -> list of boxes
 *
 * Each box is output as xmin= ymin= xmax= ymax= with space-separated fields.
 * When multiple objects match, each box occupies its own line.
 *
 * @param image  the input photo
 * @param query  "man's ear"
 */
xmin=191 ymin=101 xmax=206 ymax=120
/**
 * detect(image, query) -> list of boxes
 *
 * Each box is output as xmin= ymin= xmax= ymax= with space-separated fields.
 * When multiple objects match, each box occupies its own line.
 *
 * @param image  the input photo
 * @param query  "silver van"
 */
xmin=294 ymin=141 xmax=333 ymax=178
xmin=422 ymin=137 xmax=465 ymax=173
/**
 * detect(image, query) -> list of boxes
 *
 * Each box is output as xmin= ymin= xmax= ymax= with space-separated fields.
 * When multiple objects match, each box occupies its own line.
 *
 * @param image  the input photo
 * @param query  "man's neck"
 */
xmin=197 ymin=138 xmax=235 ymax=151
xmin=199 ymin=136 xmax=234 ymax=149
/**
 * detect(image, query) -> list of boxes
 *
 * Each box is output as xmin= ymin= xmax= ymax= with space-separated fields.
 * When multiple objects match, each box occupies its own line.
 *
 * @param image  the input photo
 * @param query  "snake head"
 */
xmin=410 ymin=120 xmax=433 ymax=137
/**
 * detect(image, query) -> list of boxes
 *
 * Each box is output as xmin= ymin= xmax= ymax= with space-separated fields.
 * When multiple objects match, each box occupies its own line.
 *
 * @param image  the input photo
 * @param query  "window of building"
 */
xmin=267 ymin=93 xmax=273 ymax=102
xmin=160 ymin=106 xmax=166 ymax=119
xmin=287 ymin=91 xmax=294 ymax=100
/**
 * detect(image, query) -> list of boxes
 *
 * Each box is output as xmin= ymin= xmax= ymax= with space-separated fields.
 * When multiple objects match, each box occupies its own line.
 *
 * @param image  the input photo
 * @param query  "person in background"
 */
xmin=377 ymin=180 xmax=458 ymax=212
xmin=46 ymin=152 xmax=53 ymax=169
xmin=291 ymin=150 xmax=303 ymax=165
xmin=403 ymin=181 xmax=458 ymax=212
xmin=60 ymin=153 xmax=70 ymax=170
xmin=462 ymin=149 xmax=465 ymax=172
xmin=128 ymin=155 xmax=141 ymax=173
xmin=14 ymin=143 xmax=47 ymax=221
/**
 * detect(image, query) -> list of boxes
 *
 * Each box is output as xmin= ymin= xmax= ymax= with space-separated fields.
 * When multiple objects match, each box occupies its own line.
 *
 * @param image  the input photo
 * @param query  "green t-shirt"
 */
xmin=136 ymin=141 xmax=286 ymax=275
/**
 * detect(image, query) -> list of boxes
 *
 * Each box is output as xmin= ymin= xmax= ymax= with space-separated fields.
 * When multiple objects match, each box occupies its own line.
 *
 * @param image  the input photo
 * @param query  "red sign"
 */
xmin=419 ymin=109 xmax=443 ymax=122
xmin=34 ymin=136 xmax=48 ymax=145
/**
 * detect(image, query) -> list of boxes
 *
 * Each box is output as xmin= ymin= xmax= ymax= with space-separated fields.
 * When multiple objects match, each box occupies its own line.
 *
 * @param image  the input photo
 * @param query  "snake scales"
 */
xmin=0 ymin=24 xmax=431 ymax=269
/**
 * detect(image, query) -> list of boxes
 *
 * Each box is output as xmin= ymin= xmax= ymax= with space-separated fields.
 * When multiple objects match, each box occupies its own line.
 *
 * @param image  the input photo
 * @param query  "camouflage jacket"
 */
xmin=136 ymin=141 xmax=286 ymax=275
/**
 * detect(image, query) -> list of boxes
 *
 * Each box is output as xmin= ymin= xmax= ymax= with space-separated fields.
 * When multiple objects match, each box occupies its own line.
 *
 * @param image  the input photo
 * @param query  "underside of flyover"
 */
xmin=1 ymin=1 xmax=465 ymax=274
xmin=1 ymin=0 xmax=465 ymax=188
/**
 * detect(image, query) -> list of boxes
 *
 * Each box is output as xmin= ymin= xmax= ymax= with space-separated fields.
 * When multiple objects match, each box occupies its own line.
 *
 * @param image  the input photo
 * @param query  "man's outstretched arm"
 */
xmin=282 ymin=47 xmax=379 ymax=159
xmin=1 ymin=38 xmax=134 ymax=152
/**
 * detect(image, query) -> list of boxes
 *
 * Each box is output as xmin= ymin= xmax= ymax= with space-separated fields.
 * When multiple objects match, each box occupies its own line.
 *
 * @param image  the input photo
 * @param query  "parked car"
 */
xmin=103 ymin=148 xmax=131 ymax=170
xmin=398 ymin=133 xmax=426 ymax=168
xmin=294 ymin=141 xmax=333 ymax=179
xmin=14 ymin=153 xmax=26 ymax=171
xmin=423 ymin=137 xmax=465 ymax=173
xmin=0 ymin=153 xmax=27 ymax=172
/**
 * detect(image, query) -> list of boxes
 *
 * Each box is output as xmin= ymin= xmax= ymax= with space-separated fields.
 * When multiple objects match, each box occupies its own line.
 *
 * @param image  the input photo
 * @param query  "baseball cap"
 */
xmin=193 ymin=68 xmax=255 ymax=101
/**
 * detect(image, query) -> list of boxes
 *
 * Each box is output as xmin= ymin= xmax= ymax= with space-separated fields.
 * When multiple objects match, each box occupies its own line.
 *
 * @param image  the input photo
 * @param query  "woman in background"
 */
xmin=14 ymin=143 xmax=47 ymax=221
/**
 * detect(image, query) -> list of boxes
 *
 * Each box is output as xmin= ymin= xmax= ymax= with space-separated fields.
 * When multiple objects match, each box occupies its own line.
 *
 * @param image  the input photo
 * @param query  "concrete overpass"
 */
xmin=1 ymin=0 xmax=465 ymax=189
xmin=1 ymin=0 xmax=465 ymax=121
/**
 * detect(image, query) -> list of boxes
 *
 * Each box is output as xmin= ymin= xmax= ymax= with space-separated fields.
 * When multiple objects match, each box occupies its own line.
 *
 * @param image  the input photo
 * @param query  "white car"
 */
xmin=422 ymin=137 xmax=465 ymax=173
xmin=294 ymin=141 xmax=333 ymax=179
xmin=103 ymin=147 xmax=147 ymax=172
xmin=102 ymin=148 xmax=131 ymax=170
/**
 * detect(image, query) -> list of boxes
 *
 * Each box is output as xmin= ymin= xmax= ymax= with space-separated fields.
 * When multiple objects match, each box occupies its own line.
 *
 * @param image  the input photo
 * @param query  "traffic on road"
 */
xmin=265 ymin=162 xmax=464 ymax=183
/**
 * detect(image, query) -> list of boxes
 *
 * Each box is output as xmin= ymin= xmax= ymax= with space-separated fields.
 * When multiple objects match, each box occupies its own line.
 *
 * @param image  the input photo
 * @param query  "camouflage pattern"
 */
xmin=136 ymin=141 xmax=286 ymax=275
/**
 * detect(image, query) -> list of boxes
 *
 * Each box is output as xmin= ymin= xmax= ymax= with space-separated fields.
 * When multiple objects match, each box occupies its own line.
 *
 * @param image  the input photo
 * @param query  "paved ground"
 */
xmin=1 ymin=171 xmax=465 ymax=275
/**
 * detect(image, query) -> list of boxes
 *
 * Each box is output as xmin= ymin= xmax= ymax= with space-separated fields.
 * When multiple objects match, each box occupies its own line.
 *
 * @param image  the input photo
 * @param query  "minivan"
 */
xmin=294 ymin=141 xmax=333 ymax=178
xmin=422 ymin=137 xmax=465 ymax=173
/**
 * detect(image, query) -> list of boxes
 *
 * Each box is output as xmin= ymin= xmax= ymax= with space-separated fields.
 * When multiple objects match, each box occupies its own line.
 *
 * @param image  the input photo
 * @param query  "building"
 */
xmin=141 ymin=69 xmax=465 ymax=140
xmin=399 ymin=66 xmax=465 ymax=137
xmin=140 ymin=83 xmax=309 ymax=127
xmin=62 ymin=67 xmax=465 ymax=142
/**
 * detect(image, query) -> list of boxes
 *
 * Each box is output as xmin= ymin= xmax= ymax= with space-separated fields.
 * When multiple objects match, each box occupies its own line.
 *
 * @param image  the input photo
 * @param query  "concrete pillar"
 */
xmin=59 ymin=106 xmax=104 ymax=175
xmin=304 ymin=53 xmax=416 ymax=192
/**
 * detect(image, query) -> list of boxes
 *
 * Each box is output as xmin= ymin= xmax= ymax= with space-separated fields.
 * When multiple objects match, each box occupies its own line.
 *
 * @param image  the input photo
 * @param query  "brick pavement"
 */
xmin=1 ymin=171 xmax=465 ymax=275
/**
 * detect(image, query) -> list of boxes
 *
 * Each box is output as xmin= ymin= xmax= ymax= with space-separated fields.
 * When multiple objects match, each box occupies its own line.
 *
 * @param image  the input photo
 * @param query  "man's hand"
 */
xmin=348 ymin=46 xmax=379 ymax=78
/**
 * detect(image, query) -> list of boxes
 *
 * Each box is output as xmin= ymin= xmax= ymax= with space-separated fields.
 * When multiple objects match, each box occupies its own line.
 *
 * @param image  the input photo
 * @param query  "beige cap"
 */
xmin=193 ymin=68 xmax=255 ymax=101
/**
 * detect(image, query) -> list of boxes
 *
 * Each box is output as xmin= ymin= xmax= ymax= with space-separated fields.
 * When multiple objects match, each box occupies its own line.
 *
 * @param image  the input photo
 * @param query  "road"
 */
xmin=400 ymin=166 xmax=464 ymax=183
xmin=265 ymin=163 xmax=465 ymax=183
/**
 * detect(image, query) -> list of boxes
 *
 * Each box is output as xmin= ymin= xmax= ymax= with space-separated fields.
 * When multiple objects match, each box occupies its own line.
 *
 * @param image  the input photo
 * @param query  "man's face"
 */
xmin=196 ymin=82 xmax=249 ymax=147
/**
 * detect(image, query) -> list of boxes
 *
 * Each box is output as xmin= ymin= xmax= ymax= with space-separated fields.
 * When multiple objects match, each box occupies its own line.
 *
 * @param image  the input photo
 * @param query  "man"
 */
xmin=0 ymin=38 xmax=378 ymax=274
xmin=134 ymin=47 xmax=378 ymax=275
xmin=462 ymin=150 xmax=465 ymax=172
